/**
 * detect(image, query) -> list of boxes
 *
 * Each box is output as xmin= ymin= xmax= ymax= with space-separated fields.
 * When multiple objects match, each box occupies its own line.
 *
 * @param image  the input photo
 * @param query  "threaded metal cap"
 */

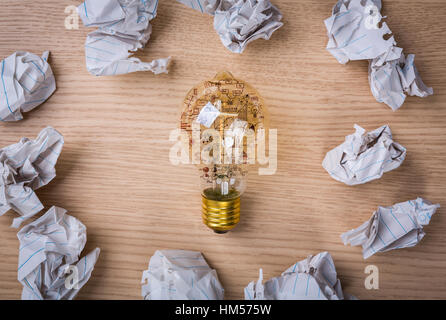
xmin=201 ymin=195 xmax=240 ymax=233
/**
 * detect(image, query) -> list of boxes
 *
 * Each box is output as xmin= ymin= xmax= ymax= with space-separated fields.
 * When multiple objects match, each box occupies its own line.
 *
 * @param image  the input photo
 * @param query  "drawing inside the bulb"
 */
xmin=180 ymin=71 xmax=269 ymax=167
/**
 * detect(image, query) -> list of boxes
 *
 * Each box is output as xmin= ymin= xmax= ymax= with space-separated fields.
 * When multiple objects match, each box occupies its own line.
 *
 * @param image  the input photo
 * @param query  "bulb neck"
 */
xmin=201 ymin=195 xmax=240 ymax=233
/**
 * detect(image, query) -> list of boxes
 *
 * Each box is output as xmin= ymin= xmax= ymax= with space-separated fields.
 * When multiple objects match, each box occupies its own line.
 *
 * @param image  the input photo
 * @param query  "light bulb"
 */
xmin=180 ymin=71 xmax=269 ymax=233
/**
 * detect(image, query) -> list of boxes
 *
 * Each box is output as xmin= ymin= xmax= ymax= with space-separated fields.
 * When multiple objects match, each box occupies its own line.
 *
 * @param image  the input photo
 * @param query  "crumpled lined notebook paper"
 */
xmin=177 ymin=0 xmax=283 ymax=53
xmin=324 ymin=0 xmax=433 ymax=110
xmin=322 ymin=124 xmax=406 ymax=185
xmin=77 ymin=0 xmax=170 ymax=76
xmin=141 ymin=250 xmax=224 ymax=300
xmin=17 ymin=206 xmax=100 ymax=300
xmin=0 ymin=51 xmax=55 ymax=121
xmin=0 ymin=127 xmax=64 ymax=228
xmin=342 ymin=198 xmax=440 ymax=259
xmin=244 ymin=252 xmax=352 ymax=300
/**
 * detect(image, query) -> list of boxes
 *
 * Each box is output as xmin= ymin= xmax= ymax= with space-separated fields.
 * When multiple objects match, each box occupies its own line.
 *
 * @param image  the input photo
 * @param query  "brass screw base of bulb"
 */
xmin=202 ymin=195 xmax=240 ymax=233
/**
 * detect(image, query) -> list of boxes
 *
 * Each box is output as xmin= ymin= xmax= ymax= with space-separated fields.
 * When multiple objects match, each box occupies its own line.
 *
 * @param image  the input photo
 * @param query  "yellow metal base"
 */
xmin=202 ymin=195 xmax=240 ymax=233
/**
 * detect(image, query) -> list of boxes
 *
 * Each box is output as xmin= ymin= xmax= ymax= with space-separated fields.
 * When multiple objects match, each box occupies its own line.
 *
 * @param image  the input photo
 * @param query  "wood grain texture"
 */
xmin=0 ymin=0 xmax=445 ymax=300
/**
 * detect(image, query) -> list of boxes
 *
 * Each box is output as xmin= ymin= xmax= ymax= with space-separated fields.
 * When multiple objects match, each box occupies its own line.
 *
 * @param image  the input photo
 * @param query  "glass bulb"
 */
xmin=180 ymin=71 xmax=269 ymax=233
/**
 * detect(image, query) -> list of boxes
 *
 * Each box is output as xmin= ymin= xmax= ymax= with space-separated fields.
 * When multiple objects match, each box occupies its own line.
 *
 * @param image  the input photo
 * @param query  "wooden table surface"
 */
xmin=1 ymin=0 xmax=445 ymax=300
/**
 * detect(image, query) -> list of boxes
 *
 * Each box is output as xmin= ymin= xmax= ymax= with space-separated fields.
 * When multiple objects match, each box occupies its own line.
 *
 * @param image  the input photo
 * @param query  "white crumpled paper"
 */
xmin=177 ymin=0 xmax=283 ymax=53
xmin=197 ymin=101 xmax=222 ymax=128
xmin=322 ymin=124 xmax=406 ymax=186
xmin=342 ymin=198 xmax=440 ymax=259
xmin=324 ymin=0 xmax=433 ymax=110
xmin=245 ymin=252 xmax=350 ymax=300
xmin=0 ymin=127 xmax=64 ymax=228
xmin=17 ymin=206 xmax=100 ymax=300
xmin=77 ymin=0 xmax=170 ymax=76
xmin=141 ymin=250 xmax=224 ymax=300
xmin=0 ymin=51 xmax=55 ymax=121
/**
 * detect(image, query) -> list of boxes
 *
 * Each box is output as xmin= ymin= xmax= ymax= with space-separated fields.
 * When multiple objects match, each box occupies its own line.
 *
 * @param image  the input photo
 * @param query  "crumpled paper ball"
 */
xmin=245 ymin=252 xmax=353 ymax=300
xmin=141 ymin=250 xmax=224 ymax=300
xmin=324 ymin=0 xmax=432 ymax=110
xmin=342 ymin=198 xmax=440 ymax=259
xmin=0 ymin=127 xmax=64 ymax=228
xmin=77 ymin=0 xmax=170 ymax=76
xmin=178 ymin=0 xmax=283 ymax=53
xmin=17 ymin=206 xmax=100 ymax=300
xmin=322 ymin=124 xmax=406 ymax=185
xmin=0 ymin=51 xmax=55 ymax=121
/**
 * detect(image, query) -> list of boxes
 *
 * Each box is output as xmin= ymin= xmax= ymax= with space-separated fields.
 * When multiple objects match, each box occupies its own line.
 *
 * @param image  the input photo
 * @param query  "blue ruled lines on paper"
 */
xmin=30 ymin=61 xmax=45 ymax=80
xmin=18 ymin=247 xmax=44 ymax=271
xmin=85 ymin=45 xmax=115 ymax=55
xmin=83 ymin=0 xmax=89 ymax=19
xmin=389 ymin=208 xmax=407 ymax=233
